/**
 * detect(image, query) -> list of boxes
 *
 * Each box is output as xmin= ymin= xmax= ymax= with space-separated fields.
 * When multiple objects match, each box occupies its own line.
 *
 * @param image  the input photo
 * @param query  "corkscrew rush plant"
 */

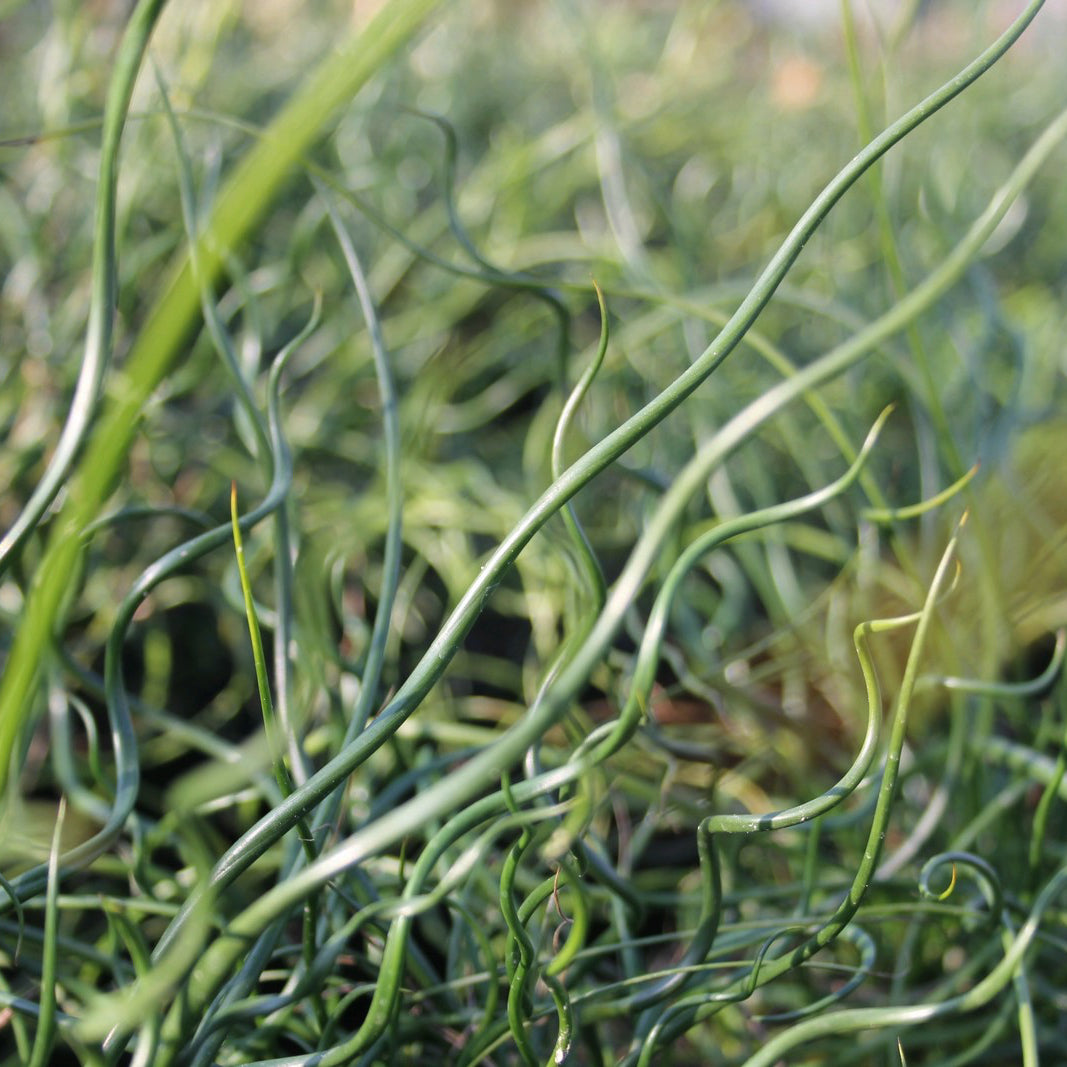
xmin=0 ymin=0 xmax=1050 ymax=782
xmin=2 ymin=1 xmax=1067 ymax=1064
xmin=0 ymin=0 xmax=448 ymax=788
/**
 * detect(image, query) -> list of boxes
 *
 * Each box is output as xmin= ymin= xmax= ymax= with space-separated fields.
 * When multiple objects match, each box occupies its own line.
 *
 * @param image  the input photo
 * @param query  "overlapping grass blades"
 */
xmin=0 ymin=0 xmax=448 ymax=788
xmin=1 ymin=1 xmax=1066 ymax=1064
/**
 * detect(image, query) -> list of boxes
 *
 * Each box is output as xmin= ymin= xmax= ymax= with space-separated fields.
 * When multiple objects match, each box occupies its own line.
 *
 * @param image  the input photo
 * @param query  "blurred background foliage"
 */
xmin=2 ymin=0 xmax=1062 ymax=721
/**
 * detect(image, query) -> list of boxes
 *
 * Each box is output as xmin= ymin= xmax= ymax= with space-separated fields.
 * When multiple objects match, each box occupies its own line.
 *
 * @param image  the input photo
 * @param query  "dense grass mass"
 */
xmin=1 ymin=1 xmax=1067 ymax=1063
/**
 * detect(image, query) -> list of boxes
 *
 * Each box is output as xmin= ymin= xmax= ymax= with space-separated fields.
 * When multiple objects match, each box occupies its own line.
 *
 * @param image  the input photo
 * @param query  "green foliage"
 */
xmin=1 ymin=1 xmax=1066 ymax=1064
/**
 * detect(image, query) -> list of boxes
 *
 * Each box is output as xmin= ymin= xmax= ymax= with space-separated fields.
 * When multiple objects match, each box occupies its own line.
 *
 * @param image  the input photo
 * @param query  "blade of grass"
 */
xmin=0 ymin=0 xmax=169 ymax=576
xmin=25 ymin=797 xmax=64 ymax=1067
xmin=230 ymin=484 xmax=292 ymax=801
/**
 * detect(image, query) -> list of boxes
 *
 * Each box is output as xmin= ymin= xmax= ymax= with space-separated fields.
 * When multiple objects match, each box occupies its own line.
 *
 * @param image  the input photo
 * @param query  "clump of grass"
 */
xmin=1 ymin=1 xmax=1066 ymax=1064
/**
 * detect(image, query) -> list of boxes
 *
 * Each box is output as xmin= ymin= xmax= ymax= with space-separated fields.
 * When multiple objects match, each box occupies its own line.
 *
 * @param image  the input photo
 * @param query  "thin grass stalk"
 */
xmin=25 ymin=798 xmax=64 ymax=1067
xmin=0 ymin=0 xmax=169 ymax=577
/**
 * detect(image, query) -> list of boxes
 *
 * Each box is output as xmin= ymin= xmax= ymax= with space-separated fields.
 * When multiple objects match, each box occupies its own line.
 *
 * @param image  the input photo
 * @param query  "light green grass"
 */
xmin=1 ymin=1 xmax=1066 ymax=1064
